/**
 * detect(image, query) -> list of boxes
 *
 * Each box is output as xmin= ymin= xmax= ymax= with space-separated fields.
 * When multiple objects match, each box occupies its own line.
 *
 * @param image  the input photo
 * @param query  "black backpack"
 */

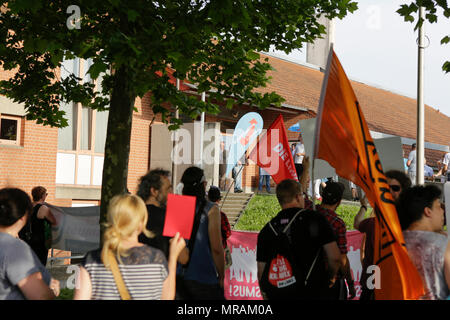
xmin=259 ymin=209 xmax=321 ymax=300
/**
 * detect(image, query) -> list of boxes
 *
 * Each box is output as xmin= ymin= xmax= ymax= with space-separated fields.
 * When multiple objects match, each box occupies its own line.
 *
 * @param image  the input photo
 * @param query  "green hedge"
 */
xmin=234 ymin=194 xmax=372 ymax=232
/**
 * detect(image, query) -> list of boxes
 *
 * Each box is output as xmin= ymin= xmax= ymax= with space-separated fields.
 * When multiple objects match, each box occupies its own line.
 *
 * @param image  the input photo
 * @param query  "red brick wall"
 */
xmin=0 ymin=119 xmax=60 ymax=203
xmin=127 ymin=94 xmax=153 ymax=194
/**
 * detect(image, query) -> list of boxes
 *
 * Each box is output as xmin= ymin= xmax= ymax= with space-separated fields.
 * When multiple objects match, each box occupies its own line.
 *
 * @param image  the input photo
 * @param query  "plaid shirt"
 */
xmin=220 ymin=211 xmax=232 ymax=249
xmin=316 ymin=205 xmax=347 ymax=254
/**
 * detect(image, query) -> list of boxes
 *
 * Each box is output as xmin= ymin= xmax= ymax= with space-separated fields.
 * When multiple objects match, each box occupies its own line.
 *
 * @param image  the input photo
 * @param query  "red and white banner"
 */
xmin=224 ymin=231 xmax=262 ymax=300
xmin=248 ymin=114 xmax=298 ymax=183
xmin=224 ymin=230 xmax=364 ymax=300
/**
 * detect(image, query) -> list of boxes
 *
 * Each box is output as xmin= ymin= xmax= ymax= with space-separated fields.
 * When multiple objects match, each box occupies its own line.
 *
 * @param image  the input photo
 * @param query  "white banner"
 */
xmin=48 ymin=204 xmax=100 ymax=253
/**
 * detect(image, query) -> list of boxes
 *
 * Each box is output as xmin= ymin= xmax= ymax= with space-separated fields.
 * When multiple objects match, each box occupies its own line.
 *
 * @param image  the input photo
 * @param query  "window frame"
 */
xmin=56 ymin=57 xmax=109 ymax=187
xmin=0 ymin=114 xmax=22 ymax=146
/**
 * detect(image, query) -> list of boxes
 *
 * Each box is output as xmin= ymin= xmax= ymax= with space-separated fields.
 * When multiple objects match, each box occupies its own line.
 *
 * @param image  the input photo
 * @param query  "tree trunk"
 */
xmin=99 ymin=65 xmax=136 ymax=243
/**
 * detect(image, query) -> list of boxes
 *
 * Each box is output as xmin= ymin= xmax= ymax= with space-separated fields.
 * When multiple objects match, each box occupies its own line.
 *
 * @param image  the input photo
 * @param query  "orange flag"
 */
xmin=313 ymin=47 xmax=425 ymax=300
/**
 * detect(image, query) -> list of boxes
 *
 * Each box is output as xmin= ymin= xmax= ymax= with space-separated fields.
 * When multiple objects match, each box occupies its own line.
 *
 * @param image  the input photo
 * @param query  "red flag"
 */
xmin=313 ymin=47 xmax=425 ymax=300
xmin=249 ymin=114 xmax=298 ymax=184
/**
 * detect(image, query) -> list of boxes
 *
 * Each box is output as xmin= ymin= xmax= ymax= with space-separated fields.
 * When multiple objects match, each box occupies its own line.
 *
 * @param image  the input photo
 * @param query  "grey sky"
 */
xmin=272 ymin=0 xmax=450 ymax=118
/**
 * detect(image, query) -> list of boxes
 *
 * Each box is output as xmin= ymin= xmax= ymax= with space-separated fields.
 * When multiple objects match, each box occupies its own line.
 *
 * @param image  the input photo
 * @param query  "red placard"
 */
xmin=162 ymin=194 xmax=196 ymax=240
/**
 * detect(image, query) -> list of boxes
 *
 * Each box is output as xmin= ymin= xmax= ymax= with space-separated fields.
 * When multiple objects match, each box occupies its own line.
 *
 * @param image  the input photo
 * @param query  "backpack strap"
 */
xmin=282 ymin=209 xmax=306 ymax=234
xmin=268 ymin=208 xmax=321 ymax=286
xmin=268 ymin=208 xmax=306 ymax=236
xmin=304 ymin=249 xmax=321 ymax=286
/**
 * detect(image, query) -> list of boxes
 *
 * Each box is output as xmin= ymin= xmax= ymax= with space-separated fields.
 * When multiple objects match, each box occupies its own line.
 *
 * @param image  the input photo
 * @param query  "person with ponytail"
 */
xmin=74 ymin=193 xmax=185 ymax=300
xmin=177 ymin=166 xmax=225 ymax=300
xmin=0 ymin=188 xmax=59 ymax=299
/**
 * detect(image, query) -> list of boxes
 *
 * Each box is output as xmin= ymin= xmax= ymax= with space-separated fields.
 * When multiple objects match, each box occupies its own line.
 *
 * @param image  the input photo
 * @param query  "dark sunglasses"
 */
xmin=389 ymin=185 xmax=401 ymax=192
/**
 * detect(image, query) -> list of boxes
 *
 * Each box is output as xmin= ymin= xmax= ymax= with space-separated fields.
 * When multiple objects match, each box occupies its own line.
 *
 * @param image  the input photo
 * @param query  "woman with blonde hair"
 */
xmin=74 ymin=193 xmax=185 ymax=300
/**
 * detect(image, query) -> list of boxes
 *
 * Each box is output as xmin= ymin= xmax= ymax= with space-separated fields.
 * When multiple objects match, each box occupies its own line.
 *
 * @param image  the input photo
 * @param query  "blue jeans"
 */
xmin=258 ymin=175 xmax=271 ymax=192
xmin=233 ymin=165 xmax=243 ymax=191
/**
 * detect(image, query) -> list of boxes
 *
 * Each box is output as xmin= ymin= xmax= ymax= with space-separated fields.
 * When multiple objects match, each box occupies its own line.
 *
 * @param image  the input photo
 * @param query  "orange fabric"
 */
xmin=314 ymin=50 xmax=425 ymax=300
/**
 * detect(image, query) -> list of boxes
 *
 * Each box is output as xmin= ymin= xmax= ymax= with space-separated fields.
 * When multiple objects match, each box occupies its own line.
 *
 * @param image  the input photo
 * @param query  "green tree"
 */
xmin=398 ymin=0 xmax=450 ymax=72
xmin=0 ymin=0 xmax=357 ymax=240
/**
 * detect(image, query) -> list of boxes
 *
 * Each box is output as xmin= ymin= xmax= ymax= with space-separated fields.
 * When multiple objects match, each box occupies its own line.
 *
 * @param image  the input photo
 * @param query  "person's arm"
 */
xmin=353 ymin=195 xmax=369 ymax=230
xmin=161 ymin=232 xmax=186 ymax=300
xmin=444 ymin=241 xmax=450 ymax=290
xmin=342 ymin=255 xmax=356 ymax=299
xmin=17 ymin=272 xmax=57 ymax=300
xmin=37 ymin=205 xmax=57 ymax=225
xmin=73 ymin=266 xmax=92 ymax=300
xmin=257 ymin=262 xmax=268 ymax=300
xmin=208 ymin=205 xmax=225 ymax=287
xmin=407 ymin=152 xmax=413 ymax=167
xmin=300 ymin=156 xmax=310 ymax=191
xmin=336 ymin=223 xmax=356 ymax=299
xmin=322 ymin=241 xmax=341 ymax=287
xmin=177 ymin=247 xmax=189 ymax=265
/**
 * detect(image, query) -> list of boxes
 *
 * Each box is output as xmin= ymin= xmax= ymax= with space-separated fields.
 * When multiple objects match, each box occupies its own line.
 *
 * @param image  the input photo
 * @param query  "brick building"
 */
xmin=1 ymin=53 xmax=449 ymax=206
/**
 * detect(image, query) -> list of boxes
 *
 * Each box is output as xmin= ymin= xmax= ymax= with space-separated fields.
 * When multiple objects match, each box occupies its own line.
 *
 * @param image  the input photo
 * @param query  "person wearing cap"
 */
xmin=407 ymin=143 xmax=417 ymax=185
xmin=316 ymin=181 xmax=355 ymax=300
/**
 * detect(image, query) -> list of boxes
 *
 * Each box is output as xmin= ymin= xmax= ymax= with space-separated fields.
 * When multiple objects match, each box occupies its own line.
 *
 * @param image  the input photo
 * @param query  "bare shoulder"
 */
xmin=208 ymin=203 xmax=220 ymax=216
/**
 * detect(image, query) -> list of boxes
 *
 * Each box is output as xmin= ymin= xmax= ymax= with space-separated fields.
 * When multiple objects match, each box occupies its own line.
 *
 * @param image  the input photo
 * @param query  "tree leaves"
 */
xmin=0 ymin=0 xmax=359 ymax=129
xmin=398 ymin=1 xmax=450 ymax=75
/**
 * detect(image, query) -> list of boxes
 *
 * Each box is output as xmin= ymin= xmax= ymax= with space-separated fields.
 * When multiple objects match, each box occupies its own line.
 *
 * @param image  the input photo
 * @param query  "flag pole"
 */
xmin=312 ymin=43 xmax=334 ymax=210
xmin=416 ymin=6 xmax=425 ymax=185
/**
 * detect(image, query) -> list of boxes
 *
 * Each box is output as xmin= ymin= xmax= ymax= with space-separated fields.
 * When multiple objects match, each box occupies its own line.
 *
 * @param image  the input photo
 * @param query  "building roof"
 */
xmin=256 ymin=53 xmax=450 ymax=148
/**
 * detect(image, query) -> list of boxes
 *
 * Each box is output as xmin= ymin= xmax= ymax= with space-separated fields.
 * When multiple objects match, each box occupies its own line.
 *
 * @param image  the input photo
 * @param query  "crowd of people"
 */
xmin=0 ymin=147 xmax=448 ymax=300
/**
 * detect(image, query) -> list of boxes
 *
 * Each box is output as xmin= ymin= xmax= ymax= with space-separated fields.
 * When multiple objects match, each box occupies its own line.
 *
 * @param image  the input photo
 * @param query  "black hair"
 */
xmin=396 ymin=184 xmax=442 ymax=230
xmin=276 ymin=179 xmax=302 ymax=206
xmin=385 ymin=170 xmax=412 ymax=191
xmin=137 ymin=169 xmax=170 ymax=202
xmin=181 ymin=166 xmax=206 ymax=203
xmin=180 ymin=166 xmax=207 ymax=267
xmin=321 ymin=182 xmax=345 ymax=205
xmin=0 ymin=188 xmax=33 ymax=227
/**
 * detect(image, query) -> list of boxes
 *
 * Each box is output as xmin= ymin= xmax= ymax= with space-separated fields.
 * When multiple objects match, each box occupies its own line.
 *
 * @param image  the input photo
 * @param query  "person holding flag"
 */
xmin=312 ymin=45 xmax=425 ymax=300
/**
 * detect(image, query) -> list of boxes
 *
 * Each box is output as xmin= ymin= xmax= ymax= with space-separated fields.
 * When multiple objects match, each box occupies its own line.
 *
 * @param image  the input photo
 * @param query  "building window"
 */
xmin=56 ymin=57 xmax=109 ymax=186
xmin=0 ymin=114 xmax=21 ymax=145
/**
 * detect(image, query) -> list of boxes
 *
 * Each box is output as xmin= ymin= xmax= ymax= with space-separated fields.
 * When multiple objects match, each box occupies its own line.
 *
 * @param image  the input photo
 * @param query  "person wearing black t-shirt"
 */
xmin=257 ymin=179 xmax=341 ymax=300
xmin=19 ymin=186 xmax=56 ymax=266
xmin=136 ymin=169 xmax=189 ymax=264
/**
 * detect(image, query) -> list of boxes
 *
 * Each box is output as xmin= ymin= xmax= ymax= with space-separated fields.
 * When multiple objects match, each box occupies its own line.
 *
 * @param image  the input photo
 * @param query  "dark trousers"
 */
xmin=295 ymin=164 xmax=304 ymax=180
xmin=176 ymin=278 xmax=225 ymax=300
xmin=327 ymin=279 xmax=348 ymax=300
xmin=359 ymin=287 xmax=374 ymax=300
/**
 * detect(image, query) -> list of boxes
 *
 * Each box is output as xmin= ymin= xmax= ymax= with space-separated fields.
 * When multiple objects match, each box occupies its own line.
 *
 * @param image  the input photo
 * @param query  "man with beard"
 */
xmin=137 ymin=169 xmax=188 ymax=264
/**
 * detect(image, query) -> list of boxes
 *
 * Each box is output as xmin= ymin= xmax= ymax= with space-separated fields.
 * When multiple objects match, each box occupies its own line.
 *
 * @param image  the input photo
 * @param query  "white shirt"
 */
xmin=408 ymin=150 xmax=417 ymax=173
xmin=294 ymin=143 xmax=305 ymax=164
xmin=443 ymin=152 xmax=450 ymax=173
